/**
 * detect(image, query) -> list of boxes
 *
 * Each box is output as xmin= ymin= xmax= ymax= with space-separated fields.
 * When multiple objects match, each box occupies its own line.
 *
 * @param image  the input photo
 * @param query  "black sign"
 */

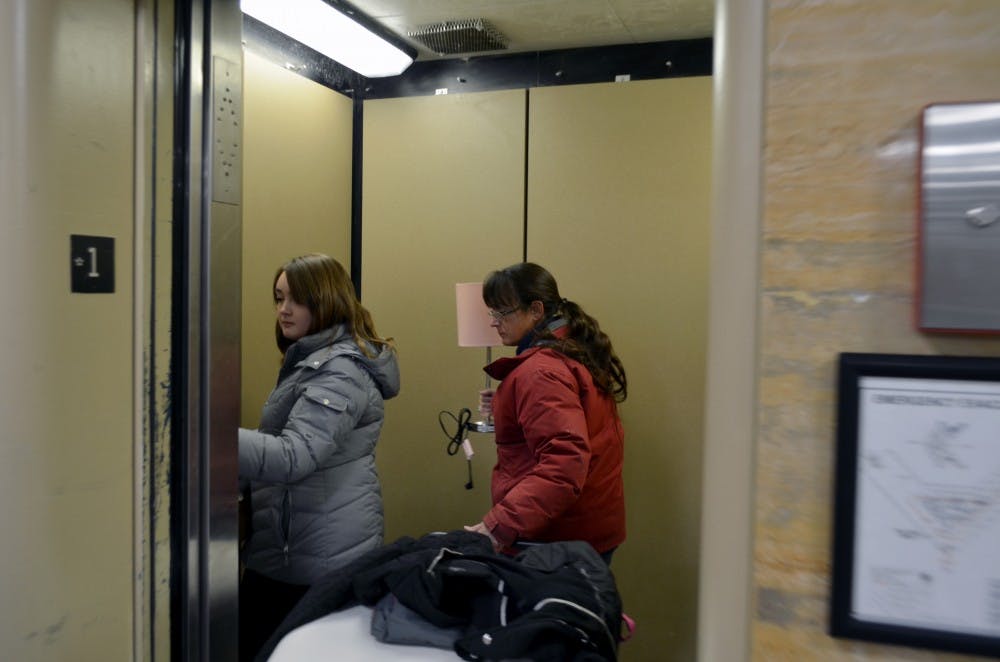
xmin=70 ymin=235 xmax=115 ymax=293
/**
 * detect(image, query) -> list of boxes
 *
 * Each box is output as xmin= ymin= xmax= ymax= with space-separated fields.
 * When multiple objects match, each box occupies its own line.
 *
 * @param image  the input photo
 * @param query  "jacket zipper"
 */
xmin=280 ymin=489 xmax=291 ymax=566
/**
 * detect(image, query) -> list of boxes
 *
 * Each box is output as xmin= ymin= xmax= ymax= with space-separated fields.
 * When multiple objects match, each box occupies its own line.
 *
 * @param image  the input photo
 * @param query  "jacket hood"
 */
xmin=355 ymin=339 xmax=401 ymax=400
xmin=287 ymin=325 xmax=400 ymax=399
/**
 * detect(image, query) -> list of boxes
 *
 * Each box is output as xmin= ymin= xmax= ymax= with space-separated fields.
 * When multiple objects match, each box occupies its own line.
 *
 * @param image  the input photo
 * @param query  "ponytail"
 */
xmin=540 ymin=298 xmax=627 ymax=402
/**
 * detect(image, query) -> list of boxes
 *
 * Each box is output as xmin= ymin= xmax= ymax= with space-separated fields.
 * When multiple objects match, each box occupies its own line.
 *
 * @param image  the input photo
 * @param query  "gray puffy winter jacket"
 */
xmin=239 ymin=324 xmax=400 ymax=585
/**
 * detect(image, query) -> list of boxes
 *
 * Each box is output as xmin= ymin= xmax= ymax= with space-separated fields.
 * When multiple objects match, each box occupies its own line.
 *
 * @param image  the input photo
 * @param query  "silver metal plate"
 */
xmin=919 ymin=101 xmax=1000 ymax=332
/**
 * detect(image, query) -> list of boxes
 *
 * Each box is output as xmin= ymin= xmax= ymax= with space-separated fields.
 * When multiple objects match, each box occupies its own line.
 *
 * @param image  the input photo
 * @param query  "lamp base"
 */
xmin=466 ymin=420 xmax=495 ymax=434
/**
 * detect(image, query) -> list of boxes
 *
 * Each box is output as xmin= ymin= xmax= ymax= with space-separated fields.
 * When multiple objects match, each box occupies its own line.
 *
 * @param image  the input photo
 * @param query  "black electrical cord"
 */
xmin=439 ymin=408 xmax=471 ymax=455
xmin=438 ymin=408 xmax=474 ymax=489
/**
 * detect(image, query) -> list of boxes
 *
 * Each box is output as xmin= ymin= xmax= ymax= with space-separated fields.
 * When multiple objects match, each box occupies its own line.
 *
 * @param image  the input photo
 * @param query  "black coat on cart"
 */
xmin=255 ymin=530 xmax=624 ymax=662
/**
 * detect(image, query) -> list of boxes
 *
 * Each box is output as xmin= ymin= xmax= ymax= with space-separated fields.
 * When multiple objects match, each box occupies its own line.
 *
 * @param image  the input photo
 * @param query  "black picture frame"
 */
xmin=831 ymin=352 xmax=1000 ymax=657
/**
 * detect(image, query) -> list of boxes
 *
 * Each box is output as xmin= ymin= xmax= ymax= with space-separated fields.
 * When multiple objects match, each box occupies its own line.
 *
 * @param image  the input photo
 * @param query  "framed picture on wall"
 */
xmin=830 ymin=353 xmax=1000 ymax=657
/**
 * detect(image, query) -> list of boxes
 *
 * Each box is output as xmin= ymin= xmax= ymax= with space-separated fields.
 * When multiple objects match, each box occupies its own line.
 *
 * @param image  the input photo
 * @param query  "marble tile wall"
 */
xmin=756 ymin=1 xmax=1000 ymax=659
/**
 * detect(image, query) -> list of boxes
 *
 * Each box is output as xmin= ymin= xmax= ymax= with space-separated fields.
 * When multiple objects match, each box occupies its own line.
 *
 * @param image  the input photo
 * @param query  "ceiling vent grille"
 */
xmin=407 ymin=18 xmax=508 ymax=56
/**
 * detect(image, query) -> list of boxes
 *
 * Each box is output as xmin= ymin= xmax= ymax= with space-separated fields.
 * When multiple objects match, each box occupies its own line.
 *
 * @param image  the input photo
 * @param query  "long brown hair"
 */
xmin=274 ymin=253 xmax=393 ymax=357
xmin=482 ymin=262 xmax=627 ymax=402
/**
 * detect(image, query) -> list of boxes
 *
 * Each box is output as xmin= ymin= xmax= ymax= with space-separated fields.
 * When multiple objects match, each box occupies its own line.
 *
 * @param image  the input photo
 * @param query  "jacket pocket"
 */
xmin=301 ymin=386 xmax=349 ymax=413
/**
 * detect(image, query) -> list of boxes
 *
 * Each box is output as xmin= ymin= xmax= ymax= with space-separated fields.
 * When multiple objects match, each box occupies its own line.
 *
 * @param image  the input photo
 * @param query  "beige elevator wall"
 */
xmin=361 ymin=91 xmax=525 ymax=539
xmin=241 ymin=51 xmax=354 ymax=426
xmin=528 ymin=78 xmax=712 ymax=662
xmin=0 ymin=0 xmax=136 ymax=659
xmin=362 ymin=78 xmax=711 ymax=662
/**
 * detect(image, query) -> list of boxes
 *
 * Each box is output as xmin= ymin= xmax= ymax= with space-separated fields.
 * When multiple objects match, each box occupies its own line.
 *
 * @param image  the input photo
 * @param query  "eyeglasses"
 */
xmin=488 ymin=307 xmax=519 ymax=321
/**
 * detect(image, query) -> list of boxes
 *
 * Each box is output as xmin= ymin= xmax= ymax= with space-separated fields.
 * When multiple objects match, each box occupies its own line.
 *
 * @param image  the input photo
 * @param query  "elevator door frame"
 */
xmin=151 ymin=0 xmax=244 ymax=659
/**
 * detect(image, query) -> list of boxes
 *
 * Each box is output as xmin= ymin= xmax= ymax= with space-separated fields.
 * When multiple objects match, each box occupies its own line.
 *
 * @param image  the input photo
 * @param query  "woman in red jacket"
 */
xmin=465 ymin=262 xmax=627 ymax=563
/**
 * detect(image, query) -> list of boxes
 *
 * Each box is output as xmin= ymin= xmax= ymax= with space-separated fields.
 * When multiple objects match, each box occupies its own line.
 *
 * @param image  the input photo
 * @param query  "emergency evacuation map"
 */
xmin=851 ymin=376 xmax=1000 ymax=637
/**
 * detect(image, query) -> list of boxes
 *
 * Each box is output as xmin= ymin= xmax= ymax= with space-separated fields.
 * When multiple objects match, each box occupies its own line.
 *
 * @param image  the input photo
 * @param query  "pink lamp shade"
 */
xmin=456 ymin=282 xmax=499 ymax=348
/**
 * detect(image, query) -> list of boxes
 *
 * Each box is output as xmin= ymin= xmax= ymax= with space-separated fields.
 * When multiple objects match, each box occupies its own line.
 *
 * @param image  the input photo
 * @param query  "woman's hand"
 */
xmin=478 ymin=389 xmax=495 ymax=417
xmin=464 ymin=521 xmax=500 ymax=552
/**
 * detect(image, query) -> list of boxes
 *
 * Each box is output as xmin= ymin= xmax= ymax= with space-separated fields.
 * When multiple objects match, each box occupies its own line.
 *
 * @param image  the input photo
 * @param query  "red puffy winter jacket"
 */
xmin=481 ymin=345 xmax=626 ymax=554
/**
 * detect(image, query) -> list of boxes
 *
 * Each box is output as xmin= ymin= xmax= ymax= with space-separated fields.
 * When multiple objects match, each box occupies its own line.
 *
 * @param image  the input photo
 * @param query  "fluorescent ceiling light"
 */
xmin=241 ymin=0 xmax=414 ymax=77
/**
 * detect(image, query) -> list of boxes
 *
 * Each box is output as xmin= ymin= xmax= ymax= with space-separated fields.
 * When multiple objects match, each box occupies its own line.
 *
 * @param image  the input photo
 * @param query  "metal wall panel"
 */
xmin=173 ymin=1 xmax=242 ymax=659
xmin=918 ymin=101 xmax=1000 ymax=333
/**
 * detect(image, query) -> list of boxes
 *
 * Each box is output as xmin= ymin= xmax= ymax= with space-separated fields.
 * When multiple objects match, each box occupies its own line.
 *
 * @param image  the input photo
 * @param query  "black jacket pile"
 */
xmin=255 ymin=530 xmax=624 ymax=661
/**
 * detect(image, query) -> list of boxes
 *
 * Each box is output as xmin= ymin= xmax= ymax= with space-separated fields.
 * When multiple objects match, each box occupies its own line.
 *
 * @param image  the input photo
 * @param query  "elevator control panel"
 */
xmin=212 ymin=56 xmax=242 ymax=205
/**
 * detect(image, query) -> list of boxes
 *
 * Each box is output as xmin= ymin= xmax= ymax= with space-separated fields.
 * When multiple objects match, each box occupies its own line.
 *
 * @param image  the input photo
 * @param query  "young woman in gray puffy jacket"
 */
xmin=237 ymin=253 xmax=400 ymax=661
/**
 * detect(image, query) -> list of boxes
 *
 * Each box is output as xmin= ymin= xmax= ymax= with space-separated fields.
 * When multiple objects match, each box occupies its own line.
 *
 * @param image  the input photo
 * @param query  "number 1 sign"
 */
xmin=70 ymin=234 xmax=115 ymax=293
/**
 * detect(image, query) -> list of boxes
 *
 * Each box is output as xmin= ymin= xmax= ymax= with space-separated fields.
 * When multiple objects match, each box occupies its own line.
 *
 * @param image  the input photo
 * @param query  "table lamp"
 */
xmin=456 ymin=282 xmax=499 ymax=433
